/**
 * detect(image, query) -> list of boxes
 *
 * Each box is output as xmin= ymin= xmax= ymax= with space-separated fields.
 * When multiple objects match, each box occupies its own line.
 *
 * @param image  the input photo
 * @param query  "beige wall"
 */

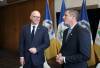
xmin=54 ymin=0 xmax=98 ymax=12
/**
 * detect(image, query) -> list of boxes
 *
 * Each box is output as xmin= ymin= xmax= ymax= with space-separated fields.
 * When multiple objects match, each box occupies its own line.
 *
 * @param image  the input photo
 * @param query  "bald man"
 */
xmin=19 ymin=10 xmax=50 ymax=68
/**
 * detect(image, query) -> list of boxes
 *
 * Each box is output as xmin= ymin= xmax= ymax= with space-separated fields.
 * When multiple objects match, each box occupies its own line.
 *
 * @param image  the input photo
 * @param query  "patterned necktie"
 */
xmin=31 ymin=26 xmax=35 ymax=39
xmin=66 ymin=28 xmax=72 ymax=40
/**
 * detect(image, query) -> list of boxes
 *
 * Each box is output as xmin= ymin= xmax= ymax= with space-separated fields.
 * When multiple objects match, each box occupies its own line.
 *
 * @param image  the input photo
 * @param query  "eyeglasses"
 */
xmin=32 ymin=16 xmax=40 ymax=19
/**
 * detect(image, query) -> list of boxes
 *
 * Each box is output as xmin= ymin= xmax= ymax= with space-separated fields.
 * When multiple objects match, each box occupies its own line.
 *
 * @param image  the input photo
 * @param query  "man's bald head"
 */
xmin=30 ymin=10 xmax=41 ymax=24
xmin=31 ymin=10 xmax=41 ymax=17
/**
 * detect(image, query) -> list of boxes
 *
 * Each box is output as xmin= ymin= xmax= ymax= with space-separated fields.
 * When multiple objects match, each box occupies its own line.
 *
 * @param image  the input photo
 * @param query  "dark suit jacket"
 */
xmin=19 ymin=24 xmax=50 ymax=66
xmin=60 ymin=24 xmax=91 ymax=68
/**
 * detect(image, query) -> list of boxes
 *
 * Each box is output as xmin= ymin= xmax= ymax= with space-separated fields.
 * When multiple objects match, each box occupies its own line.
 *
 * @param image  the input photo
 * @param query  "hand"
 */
xmin=56 ymin=54 xmax=61 ymax=63
xmin=56 ymin=53 xmax=64 ymax=64
xmin=56 ymin=53 xmax=61 ymax=62
xmin=20 ymin=57 xmax=25 ymax=65
xmin=29 ymin=48 xmax=37 ymax=54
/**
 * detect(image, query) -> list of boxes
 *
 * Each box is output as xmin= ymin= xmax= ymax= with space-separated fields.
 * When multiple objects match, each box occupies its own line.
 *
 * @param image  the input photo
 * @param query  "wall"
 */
xmin=0 ymin=0 xmax=54 ymax=52
xmin=54 ymin=0 xmax=98 ymax=12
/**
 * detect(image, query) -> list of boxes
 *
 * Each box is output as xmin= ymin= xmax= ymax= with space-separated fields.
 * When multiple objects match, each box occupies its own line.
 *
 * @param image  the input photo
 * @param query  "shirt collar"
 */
xmin=70 ymin=23 xmax=77 ymax=29
xmin=31 ymin=23 xmax=39 ymax=28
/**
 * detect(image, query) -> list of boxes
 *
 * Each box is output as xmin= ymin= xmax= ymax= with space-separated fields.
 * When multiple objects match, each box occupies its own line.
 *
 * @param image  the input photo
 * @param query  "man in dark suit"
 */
xmin=56 ymin=9 xmax=91 ymax=68
xmin=19 ymin=10 xmax=50 ymax=68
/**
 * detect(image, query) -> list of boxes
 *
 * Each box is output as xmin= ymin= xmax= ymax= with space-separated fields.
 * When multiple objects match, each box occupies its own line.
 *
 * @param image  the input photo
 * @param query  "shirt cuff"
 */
xmin=20 ymin=57 xmax=24 ymax=59
xmin=63 ymin=56 xmax=66 ymax=63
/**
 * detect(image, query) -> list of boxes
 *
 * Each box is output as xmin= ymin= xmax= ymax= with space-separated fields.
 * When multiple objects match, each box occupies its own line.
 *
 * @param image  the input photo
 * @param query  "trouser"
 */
xmin=23 ymin=55 xmax=43 ymax=68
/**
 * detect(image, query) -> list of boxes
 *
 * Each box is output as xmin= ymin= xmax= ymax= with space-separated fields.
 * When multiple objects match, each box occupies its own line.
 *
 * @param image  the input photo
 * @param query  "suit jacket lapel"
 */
xmin=34 ymin=25 xmax=41 ymax=39
xmin=26 ymin=24 xmax=31 ymax=41
xmin=66 ymin=24 xmax=78 ymax=42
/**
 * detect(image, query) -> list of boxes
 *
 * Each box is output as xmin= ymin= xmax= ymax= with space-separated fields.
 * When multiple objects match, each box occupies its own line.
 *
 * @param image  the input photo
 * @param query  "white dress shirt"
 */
xmin=31 ymin=23 xmax=39 ymax=34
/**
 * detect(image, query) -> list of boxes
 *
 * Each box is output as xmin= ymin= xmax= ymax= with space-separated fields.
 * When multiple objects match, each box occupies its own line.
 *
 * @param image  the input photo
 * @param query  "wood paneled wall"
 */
xmin=0 ymin=0 xmax=54 ymax=52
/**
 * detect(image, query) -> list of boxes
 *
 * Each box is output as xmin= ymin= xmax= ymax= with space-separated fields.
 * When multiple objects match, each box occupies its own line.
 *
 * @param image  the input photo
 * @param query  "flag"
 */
xmin=43 ymin=0 xmax=60 ymax=60
xmin=79 ymin=0 xmax=90 ymax=30
xmin=94 ymin=20 xmax=100 ymax=62
xmin=58 ymin=0 xmax=66 ymax=25
xmin=43 ymin=0 xmax=54 ymax=40
xmin=79 ymin=0 xmax=96 ymax=67
xmin=56 ymin=0 xmax=68 ymax=45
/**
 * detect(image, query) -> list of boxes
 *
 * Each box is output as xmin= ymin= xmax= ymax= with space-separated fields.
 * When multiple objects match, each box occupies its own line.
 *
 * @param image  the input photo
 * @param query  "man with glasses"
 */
xmin=56 ymin=9 xmax=91 ymax=68
xmin=19 ymin=10 xmax=50 ymax=68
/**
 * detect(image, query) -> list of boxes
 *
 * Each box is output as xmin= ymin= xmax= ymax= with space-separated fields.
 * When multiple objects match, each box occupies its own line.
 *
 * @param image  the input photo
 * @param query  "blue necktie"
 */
xmin=66 ymin=28 xmax=72 ymax=40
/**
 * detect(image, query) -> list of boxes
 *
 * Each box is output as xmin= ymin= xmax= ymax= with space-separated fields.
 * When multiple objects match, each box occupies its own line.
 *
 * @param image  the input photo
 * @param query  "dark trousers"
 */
xmin=24 ymin=64 xmax=43 ymax=68
xmin=23 ymin=55 xmax=43 ymax=68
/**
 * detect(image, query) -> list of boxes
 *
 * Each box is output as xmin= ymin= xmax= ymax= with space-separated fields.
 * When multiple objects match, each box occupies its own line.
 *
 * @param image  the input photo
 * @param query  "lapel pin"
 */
xmin=71 ymin=34 xmax=72 ymax=36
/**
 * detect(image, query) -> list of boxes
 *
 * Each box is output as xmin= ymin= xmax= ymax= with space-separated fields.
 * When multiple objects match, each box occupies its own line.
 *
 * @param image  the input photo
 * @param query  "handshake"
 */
xmin=56 ymin=53 xmax=65 ymax=64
